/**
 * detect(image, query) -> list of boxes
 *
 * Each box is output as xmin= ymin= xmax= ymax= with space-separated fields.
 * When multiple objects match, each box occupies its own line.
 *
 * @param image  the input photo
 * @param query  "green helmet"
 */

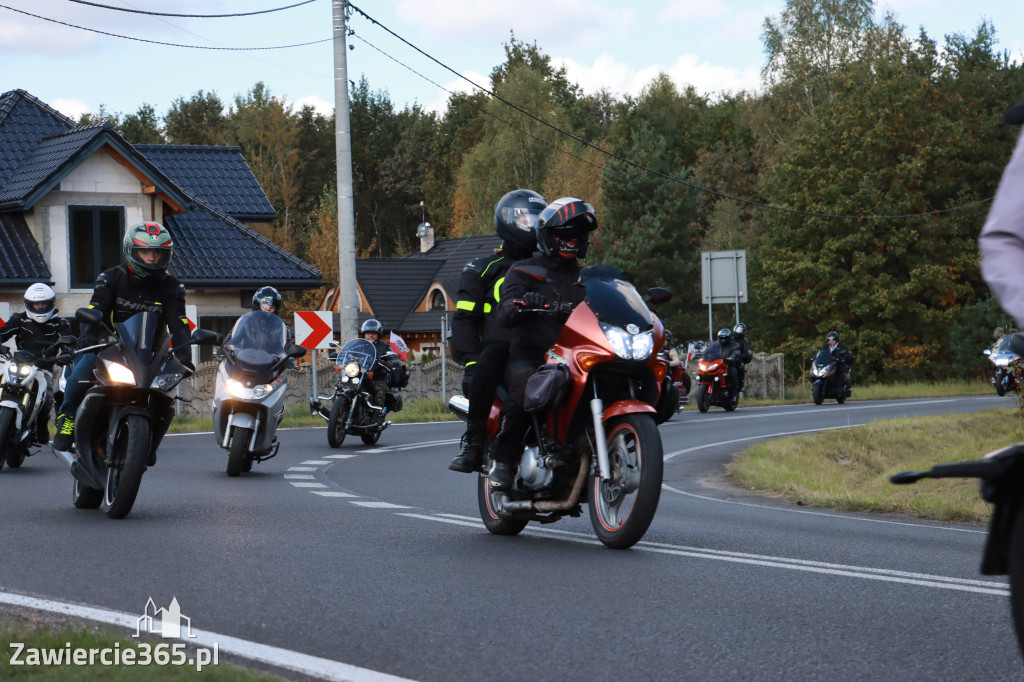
xmin=123 ymin=221 xmax=174 ymax=278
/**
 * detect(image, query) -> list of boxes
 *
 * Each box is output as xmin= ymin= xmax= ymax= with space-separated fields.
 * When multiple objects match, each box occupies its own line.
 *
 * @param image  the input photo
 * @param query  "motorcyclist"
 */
xmin=359 ymin=319 xmax=394 ymax=410
xmin=52 ymin=222 xmax=193 ymax=454
xmin=0 ymin=283 xmax=73 ymax=445
xmin=716 ymin=328 xmax=745 ymax=396
xmin=448 ymin=189 xmax=545 ymax=473
xmin=731 ymin=322 xmax=754 ymax=393
xmin=226 ymin=286 xmax=286 ymax=349
xmin=822 ymin=331 xmax=855 ymax=394
xmin=486 ymin=197 xmax=597 ymax=490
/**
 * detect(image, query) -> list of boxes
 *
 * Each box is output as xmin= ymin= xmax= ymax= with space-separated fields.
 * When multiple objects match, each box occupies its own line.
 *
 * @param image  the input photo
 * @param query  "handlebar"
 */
xmin=512 ymin=298 xmax=574 ymax=315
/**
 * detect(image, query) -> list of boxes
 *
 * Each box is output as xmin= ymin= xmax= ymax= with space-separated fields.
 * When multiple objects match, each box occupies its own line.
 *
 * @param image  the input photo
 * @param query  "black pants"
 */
xmin=468 ymin=342 xmax=510 ymax=423
xmin=488 ymin=354 xmax=541 ymax=465
xmin=736 ymin=364 xmax=746 ymax=390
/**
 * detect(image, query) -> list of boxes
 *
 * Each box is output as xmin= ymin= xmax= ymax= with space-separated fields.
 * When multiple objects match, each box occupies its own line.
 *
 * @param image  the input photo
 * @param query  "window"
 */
xmin=429 ymin=289 xmax=446 ymax=310
xmin=69 ymin=206 xmax=125 ymax=288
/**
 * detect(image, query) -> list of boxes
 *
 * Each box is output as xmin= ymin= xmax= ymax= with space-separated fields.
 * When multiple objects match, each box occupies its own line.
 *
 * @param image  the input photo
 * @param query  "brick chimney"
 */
xmin=417 ymin=222 xmax=435 ymax=253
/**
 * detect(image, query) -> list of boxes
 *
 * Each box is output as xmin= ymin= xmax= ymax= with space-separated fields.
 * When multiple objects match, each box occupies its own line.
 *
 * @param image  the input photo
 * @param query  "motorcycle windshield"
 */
xmin=226 ymin=311 xmax=288 ymax=371
xmin=815 ymin=348 xmax=833 ymax=366
xmin=702 ymin=342 xmax=723 ymax=361
xmin=581 ymin=267 xmax=653 ymax=331
xmin=337 ymin=338 xmax=376 ymax=372
xmin=115 ymin=311 xmax=167 ymax=367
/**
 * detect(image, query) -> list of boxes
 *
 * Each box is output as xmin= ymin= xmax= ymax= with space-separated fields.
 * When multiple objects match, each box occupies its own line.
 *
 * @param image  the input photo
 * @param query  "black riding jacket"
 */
xmin=822 ymin=341 xmax=855 ymax=365
xmin=80 ymin=264 xmax=191 ymax=362
xmin=496 ymin=254 xmax=586 ymax=358
xmin=450 ymin=247 xmax=531 ymax=365
xmin=0 ymin=312 xmax=72 ymax=368
xmin=732 ymin=337 xmax=754 ymax=364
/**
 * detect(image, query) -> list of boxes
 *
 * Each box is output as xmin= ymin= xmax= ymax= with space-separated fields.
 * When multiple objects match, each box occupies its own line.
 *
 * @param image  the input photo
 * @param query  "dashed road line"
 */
xmin=349 ymin=501 xmax=411 ymax=509
xmin=289 ymin=482 xmax=327 ymax=488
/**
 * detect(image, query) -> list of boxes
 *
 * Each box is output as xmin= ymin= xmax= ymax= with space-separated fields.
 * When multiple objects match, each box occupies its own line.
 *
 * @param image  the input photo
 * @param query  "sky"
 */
xmin=0 ymin=0 xmax=1020 ymax=122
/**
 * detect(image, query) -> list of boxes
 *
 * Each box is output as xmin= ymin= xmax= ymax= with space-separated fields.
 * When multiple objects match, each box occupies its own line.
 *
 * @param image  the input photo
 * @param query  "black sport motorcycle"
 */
xmin=809 ymin=347 xmax=851 ymax=405
xmin=55 ymin=308 xmax=219 ymax=518
xmin=891 ymin=332 xmax=1024 ymax=657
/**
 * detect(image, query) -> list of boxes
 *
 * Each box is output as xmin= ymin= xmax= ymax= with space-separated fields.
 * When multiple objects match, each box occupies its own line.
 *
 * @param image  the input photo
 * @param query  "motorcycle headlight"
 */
xmin=151 ymin=372 xmax=184 ymax=391
xmin=5 ymin=364 xmax=19 ymax=382
xmin=226 ymin=378 xmax=250 ymax=399
xmin=225 ymin=376 xmax=279 ymax=400
xmin=996 ymin=358 xmax=1011 ymax=367
xmin=103 ymin=359 xmax=136 ymax=385
xmin=344 ymin=362 xmax=360 ymax=378
xmin=811 ymin=365 xmax=827 ymax=377
xmin=600 ymin=323 xmax=653 ymax=361
xmin=18 ymin=364 xmax=32 ymax=377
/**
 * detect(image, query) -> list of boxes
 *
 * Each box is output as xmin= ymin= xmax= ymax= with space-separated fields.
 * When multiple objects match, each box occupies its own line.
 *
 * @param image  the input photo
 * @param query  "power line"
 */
xmin=0 ymin=3 xmax=332 ymax=50
xmin=64 ymin=0 xmax=320 ymax=18
xmin=348 ymin=1 xmax=994 ymax=222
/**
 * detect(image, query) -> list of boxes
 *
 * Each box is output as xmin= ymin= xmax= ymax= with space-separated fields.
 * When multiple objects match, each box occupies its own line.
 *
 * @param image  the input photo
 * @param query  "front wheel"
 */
xmin=998 ymin=375 xmax=1008 ymax=397
xmin=103 ymin=415 xmax=150 ymax=519
xmin=226 ymin=426 xmax=253 ymax=477
xmin=0 ymin=408 xmax=14 ymax=472
xmin=327 ymin=396 xmax=350 ymax=448
xmin=589 ymin=414 xmax=663 ymax=549
xmin=812 ymin=382 xmax=824 ymax=405
xmin=477 ymin=469 xmax=529 ymax=536
xmin=695 ymin=383 xmax=710 ymax=413
xmin=360 ymin=427 xmax=382 ymax=445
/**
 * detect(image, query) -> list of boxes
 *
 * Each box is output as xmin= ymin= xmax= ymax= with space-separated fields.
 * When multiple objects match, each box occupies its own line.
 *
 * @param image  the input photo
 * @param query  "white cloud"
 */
xmin=50 ymin=98 xmax=91 ymax=121
xmin=422 ymin=70 xmax=490 ymax=113
xmin=666 ymin=54 xmax=761 ymax=96
xmin=291 ymin=94 xmax=334 ymax=116
xmin=660 ymin=0 xmax=730 ymax=24
xmin=558 ymin=53 xmax=759 ymax=100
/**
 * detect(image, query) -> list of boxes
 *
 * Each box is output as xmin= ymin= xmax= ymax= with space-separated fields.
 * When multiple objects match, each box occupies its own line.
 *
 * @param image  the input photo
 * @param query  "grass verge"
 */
xmin=734 ymin=378 xmax=993 ymax=408
xmin=728 ymin=407 xmax=1024 ymax=524
xmin=168 ymin=397 xmax=455 ymax=434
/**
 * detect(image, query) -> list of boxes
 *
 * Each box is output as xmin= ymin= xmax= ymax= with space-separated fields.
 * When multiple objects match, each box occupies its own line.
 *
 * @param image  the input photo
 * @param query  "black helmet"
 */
xmin=826 ymin=331 xmax=839 ymax=343
xmin=535 ymin=197 xmax=597 ymax=261
xmin=123 ymin=221 xmax=173 ymax=279
xmin=717 ymin=328 xmax=732 ymax=344
xmin=733 ymin=322 xmax=747 ymax=339
xmin=361 ymin=319 xmax=384 ymax=337
xmin=252 ymin=286 xmax=282 ymax=314
xmin=494 ymin=189 xmax=545 ymax=254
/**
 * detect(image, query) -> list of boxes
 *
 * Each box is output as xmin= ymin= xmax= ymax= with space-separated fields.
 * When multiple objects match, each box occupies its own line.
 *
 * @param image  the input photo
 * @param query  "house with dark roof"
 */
xmin=320 ymin=227 xmax=505 ymax=358
xmin=0 ymin=89 xmax=321 ymax=337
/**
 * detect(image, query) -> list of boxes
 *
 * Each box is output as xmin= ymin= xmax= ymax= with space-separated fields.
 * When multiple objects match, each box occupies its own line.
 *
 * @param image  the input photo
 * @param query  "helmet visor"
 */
xmin=256 ymin=295 xmax=278 ymax=313
xmin=26 ymin=300 xmax=53 ymax=313
xmin=130 ymin=246 xmax=172 ymax=271
xmin=500 ymin=206 xmax=541 ymax=232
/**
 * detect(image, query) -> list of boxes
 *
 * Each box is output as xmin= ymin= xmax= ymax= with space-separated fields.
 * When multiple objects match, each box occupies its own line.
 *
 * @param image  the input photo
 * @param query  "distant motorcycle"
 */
xmin=56 ymin=308 xmax=219 ymax=519
xmin=213 ymin=310 xmax=307 ymax=476
xmin=694 ymin=342 xmax=739 ymax=412
xmin=810 ymin=347 xmax=851 ymax=405
xmin=0 ymin=338 xmax=74 ymax=471
xmin=315 ymin=338 xmax=405 ymax=447
xmin=984 ymin=337 xmax=1020 ymax=397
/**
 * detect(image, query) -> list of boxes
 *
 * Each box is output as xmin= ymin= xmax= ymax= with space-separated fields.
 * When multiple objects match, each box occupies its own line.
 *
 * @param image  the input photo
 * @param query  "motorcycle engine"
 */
xmin=518 ymin=446 xmax=554 ymax=490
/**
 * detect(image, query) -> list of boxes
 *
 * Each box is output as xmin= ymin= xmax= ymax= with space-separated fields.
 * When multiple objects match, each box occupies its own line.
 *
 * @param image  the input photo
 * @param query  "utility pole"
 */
xmin=333 ymin=0 xmax=358 ymax=342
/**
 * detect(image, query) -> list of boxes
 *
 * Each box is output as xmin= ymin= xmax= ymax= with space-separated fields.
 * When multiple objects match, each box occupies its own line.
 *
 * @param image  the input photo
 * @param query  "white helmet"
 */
xmin=24 ymin=283 xmax=56 ymax=323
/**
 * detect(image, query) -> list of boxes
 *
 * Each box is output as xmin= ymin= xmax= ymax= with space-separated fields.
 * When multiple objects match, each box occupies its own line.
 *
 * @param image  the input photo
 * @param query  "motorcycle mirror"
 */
xmin=190 ymin=329 xmax=223 ymax=346
xmin=889 ymin=470 xmax=927 ymax=484
xmin=76 ymin=307 xmax=103 ymax=325
xmin=983 ymin=349 xmax=992 ymax=356
xmin=286 ymin=343 xmax=307 ymax=359
xmin=646 ymin=287 xmax=672 ymax=305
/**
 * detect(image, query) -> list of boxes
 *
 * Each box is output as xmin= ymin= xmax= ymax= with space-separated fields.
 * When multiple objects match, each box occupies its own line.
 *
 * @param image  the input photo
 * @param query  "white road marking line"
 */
xmin=398 ymin=514 xmax=1007 ymax=596
xmin=0 ymin=591 xmax=417 ymax=682
xmin=288 ymin=467 xmax=317 ymax=472
xmin=284 ymin=474 xmax=316 ymax=480
xmin=289 ymin=482 xmax=327 ymax=488
xmin=323 ymin=454 xmax=357 ymax=459
xmin=360 ymin=439 xmax=460 ymax=453
xmin=349 ymin=501 xmax=411 ymax=509
xmin=660 ymin=484 xmax=987 ymax=534
xmin=312 ymin=491 xmax=358 ymax=498
xmin=301 ymin=460 xmax=333 ymax=465
xmin=664 ymin=424 xmax=864 ymax=461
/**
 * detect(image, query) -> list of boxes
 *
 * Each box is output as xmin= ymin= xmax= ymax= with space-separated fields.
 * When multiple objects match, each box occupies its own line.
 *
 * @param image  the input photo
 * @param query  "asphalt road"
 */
xmin=0 ymin=394 xmax=1020 ymax=680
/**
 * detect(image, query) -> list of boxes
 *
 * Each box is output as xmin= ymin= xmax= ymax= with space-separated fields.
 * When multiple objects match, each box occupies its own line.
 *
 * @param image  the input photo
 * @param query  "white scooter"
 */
xmin=212 ymin=310 xmax=306 ymax=476
xmin=0 ymin=338 xmax=73 ymax=470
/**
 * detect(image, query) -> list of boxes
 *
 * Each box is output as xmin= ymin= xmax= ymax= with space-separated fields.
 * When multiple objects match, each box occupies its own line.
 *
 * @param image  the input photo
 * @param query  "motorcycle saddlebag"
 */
xmin=524 ymin=363 xmax=571 ymax=413
xmin=388 ymin=364 xmax=409 ymax=388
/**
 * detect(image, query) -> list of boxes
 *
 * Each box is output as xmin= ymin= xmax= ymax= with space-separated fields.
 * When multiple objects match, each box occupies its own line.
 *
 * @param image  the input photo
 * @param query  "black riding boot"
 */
xmin=449 ymin=420 xmax=485 ymax=473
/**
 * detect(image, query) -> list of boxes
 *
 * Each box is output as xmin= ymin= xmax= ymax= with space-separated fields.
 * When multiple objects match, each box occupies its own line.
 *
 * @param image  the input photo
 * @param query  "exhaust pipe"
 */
xmin=447 ymin=394 xmax=470 ymax=422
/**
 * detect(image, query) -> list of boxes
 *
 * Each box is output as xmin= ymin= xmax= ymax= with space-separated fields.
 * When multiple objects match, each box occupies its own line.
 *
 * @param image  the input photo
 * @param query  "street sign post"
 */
xmin=295 ymin=311 xmax=335 ymax=409
xmin=701 ymin=250 xmax=748 ymax=340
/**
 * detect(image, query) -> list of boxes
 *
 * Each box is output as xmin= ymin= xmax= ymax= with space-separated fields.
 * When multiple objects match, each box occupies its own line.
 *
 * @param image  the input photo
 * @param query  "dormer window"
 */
xmin=430 ymin=289 xmax=445 ymax=310
xmin=69 ymin=205 xmax=124 ymax=288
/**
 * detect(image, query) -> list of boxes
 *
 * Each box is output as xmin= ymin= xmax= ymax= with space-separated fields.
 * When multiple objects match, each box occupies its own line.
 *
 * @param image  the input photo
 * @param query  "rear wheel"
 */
xmin=589 ymin=414 xmax=663 ymax=549
xmin=103 ymin=415 xmax=150 ymax=519
xmin=724 ymin=391 xmax=739 ymax=412
xmin=226 ymin=427 xmax=253 ymax=477
xmin=477 ymin=468 xmax=529 ymax=536
xmin=72 ymin=477 xmax=103 ymax=509
xmin=695 ymin=383 xmax=710 ymax=413
xmin=812 ymin=382 xmax=824 ymax=405
xmin=327 ymin=396 xmax=349 ymax=448
xmin=0 ymin=408 xmax=13 ymax=472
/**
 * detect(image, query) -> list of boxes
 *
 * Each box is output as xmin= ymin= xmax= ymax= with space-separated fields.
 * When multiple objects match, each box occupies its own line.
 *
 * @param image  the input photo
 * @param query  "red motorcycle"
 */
xmin=693 ymin=342 xmax=739 ymax=412
xmin=449 ymin=265 xmax=671 ymax=549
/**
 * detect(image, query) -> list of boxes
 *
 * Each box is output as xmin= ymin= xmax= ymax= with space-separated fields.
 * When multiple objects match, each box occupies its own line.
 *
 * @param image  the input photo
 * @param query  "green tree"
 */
xmin=165 ymin=90 xmax=226 ymax=145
